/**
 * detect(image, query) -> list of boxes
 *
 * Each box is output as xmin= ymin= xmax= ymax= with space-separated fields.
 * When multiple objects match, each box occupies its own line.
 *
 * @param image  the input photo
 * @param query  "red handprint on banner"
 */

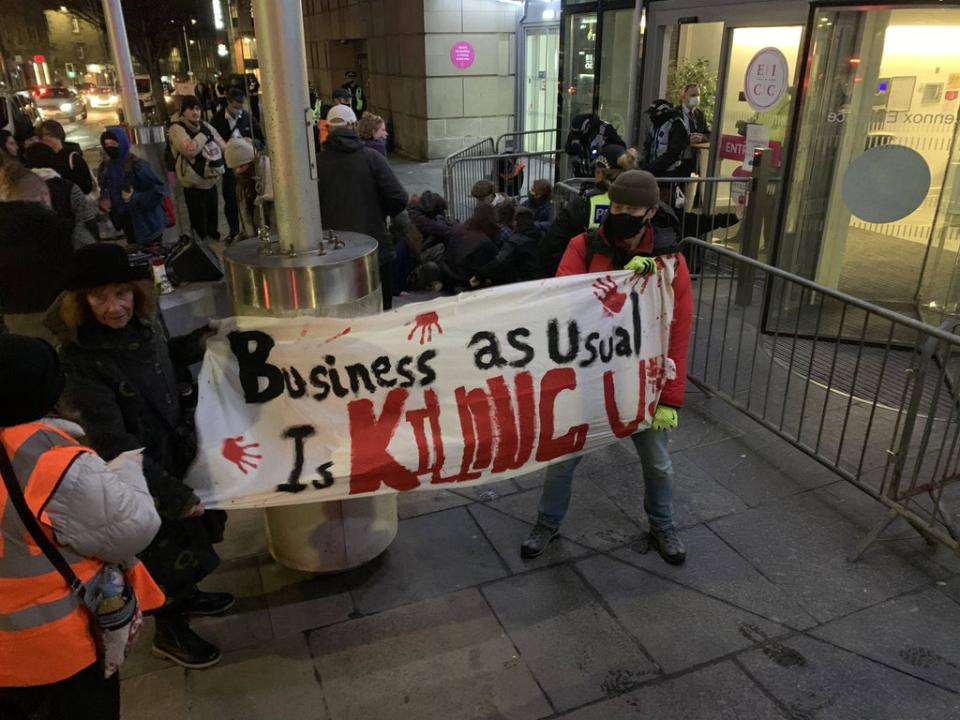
xmin=593 ymin=275 xmax=627 ymax=316
xmin=406 ymin=311 xmax=443 ymax=344
xmin=222 ymin=436 xmax=262 ymax=475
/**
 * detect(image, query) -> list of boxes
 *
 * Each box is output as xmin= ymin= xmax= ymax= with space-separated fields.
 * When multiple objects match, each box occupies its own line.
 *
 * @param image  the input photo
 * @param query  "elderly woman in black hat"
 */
xmin=57 ymin=243 xmax=231 ymax=670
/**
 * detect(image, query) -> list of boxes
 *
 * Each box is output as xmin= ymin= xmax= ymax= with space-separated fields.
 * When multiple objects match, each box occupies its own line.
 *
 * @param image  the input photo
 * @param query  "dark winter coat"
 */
xmin=56 ymin=141 xmax=94 ymax=195
xmin=60 ymin=318 xmax=221 ymax=599
xmin=408 ymin=202 xmax=454 ymax=251
xmin=316 ymin=129 xmax=408 ymax=265
xmin=0 ymin=201 xmax=74 ymax=313
xmin=476 ymin=217 xmax=543 ymax=285
xmin=445 ymin=223 xmax=499 ymax=284
xmin=539 ymin=182 xmax=607 ymax=278
xmin=211 ymin=106 xmax=265 ymax=146
xmin=362 ymin=137 xmax=387 ymax=157
xmin=98 ymin=130 xmax=167 ymax=243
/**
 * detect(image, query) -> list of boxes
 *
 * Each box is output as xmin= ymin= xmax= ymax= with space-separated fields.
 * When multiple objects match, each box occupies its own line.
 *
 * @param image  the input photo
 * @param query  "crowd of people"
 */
xmin=1 ymin=86 xmax=708 ymax=719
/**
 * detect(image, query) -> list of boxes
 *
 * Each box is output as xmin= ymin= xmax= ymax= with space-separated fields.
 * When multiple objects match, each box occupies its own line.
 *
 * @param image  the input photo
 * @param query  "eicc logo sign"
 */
xmin=744 ymin=47 xmax=789 ymax=112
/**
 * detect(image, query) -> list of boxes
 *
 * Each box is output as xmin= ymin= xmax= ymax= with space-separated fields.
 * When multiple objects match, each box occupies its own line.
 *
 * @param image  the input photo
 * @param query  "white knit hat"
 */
xmin=224 ymin=138 xmax=255 ymax=169
xmin=327 ymin=104 xmax=357 ymax=127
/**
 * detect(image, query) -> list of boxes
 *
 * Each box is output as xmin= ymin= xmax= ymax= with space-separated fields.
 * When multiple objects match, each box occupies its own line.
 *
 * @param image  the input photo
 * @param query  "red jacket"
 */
xmin=556 ymin=223 xmax=692 ymax=408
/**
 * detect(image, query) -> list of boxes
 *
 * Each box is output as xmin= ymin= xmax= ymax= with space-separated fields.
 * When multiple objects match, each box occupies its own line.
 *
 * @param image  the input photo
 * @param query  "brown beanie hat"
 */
xmin=608 ymin=170 xmax=660 ymax=208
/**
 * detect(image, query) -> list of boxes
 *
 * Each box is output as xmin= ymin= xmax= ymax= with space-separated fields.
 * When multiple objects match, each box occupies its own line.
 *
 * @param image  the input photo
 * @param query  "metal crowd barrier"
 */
xmin=684 ymin=237 xmax=960 ymax=556
xmin=496 ymin=129 xmax=558 ymax=154
xmin=443 ymin=149 xmax=563 ymax=222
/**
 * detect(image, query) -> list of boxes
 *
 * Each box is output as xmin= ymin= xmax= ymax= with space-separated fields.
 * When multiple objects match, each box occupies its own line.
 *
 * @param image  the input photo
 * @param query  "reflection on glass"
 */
xmin=597 ymin=8 xmax=635 ymax=137
xmin=525 ymin=27 xmax=560 ymax=152
xmin=780 ymin=7 xmax=960 ymax=326
xmin=561 ymin=12 xmax=597 ymax=176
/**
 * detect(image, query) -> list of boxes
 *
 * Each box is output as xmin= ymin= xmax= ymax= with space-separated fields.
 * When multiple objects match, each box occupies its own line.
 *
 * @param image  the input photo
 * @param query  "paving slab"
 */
xmin=812 ymin=587 xmax=960 ymax=691
xmin=346 ymin=506 xmax=509 ymax=614
xmin=683 ymin=434 xmax=837 ymax=508
xmin=557 ymin=661 xmax=788 ymax=719
xmin=710 ymin=490 xmax=942 ymax=623
xmin=614 ymin=524 xmax=817 ymax=630
xmin=667 ymin=400 xmax=745 ymax=453
xmin=740 ymin=634 xmax=960 ymax=720
xmin=576 ymin=555 xmax=788 ymax=674
xmin=121 ymin=667 xmax=187 ymax=720
xmin=188 ymin=635 xmax=328 ymax=720
xmin=487 ymin=486 xmax=644 ymax=552
xmin=397 ymin=488 xmax=473 ymax=519
xmin=483 ymin=566 xmax=657 ymax=710
xmin=469 ymin=503 xmax=592 ymax=573
xmin=452 ymin=478 xmax=523 ymax=502
xmin=121 ymin=616 xmax=175 ymax=679
xmin=259 ymin=557 xmax=354 ymax=638
xmin=586 ymin=448 xmax=748 ymax=530
xmin=309 ymin=589 xmax=552 ymax=720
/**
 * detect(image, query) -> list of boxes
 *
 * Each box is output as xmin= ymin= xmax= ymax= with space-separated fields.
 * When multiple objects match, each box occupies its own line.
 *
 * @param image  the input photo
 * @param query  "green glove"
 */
xmin=651 ymin=406 xmax=678 ymax=431
xmin=625 ymin=256 xmax=657 ymax=275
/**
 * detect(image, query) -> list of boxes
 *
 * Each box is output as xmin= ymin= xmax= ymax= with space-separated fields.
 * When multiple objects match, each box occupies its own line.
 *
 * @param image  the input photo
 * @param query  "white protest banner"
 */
xmin=186 ymin=265 xmax=678 ymax=509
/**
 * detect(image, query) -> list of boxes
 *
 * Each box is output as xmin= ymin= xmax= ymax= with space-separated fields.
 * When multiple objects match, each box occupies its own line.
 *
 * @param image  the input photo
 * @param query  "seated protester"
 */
xmin=223 ymin=137 xmax=274 ymax=242
xmin=496 ymin=155 xmax=525 ymax=198
xmin=470 ymin=206 xmax=543 ymax=288
xmin=521 ymin=179 xmax=554 ymax=228
xmin=0 ymin=162 xmax=75 ymax=344
xmin=442 ymin=203 xmax=500 ymax=292
xmin=539 ymin=144 xmax=638 ymax=278
xmin=37 ymin=120 xmax=94 ymax=196
xmin=408 ymin=190 xmax=454 ymax=252
xmin=564 ymin=113 xmax=627 ymax=178
xmin=471 ymin=179 xmax=497 ymax=208
xmin=390 ymin=211 xmax=423 ymax=293
xmin=495 ymin=200 xmax=516 ymax=246
xmin=98 ymin=129 xmax=167 ymax=254
xmin=0 ymin=334 xmax=164 ymax=720
xmin=24 ymin=142 xmax=97 ymax=248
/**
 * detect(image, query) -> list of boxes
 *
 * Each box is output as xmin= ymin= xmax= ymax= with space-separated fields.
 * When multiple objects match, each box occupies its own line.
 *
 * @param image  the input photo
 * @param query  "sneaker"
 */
xmin=152 ymin=618 xmax=222 ymax=669
xmin=648 ymin=524 xmax=686 ymax=565
xmin=181 ymin=589 xmax=235 ymax=616
xmin=520 ymin=522 xmax=559 ymax=559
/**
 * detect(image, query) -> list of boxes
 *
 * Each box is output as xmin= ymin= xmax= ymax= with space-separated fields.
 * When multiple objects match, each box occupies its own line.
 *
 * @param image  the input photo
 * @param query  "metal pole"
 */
xmin=250 ymin=0 xmax=322 ymax=253
xmin=182 ymin=25 xmax=193 ymax=75
xmin=101 ymin=0 xmax=142 ymax=126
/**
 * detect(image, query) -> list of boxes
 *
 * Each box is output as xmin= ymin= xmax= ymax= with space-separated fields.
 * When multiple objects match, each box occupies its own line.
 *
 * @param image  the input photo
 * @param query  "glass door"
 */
xmin=596 ymin=7 xmax=636 ymax=139
xmin=524 ymin=26 xmax=561 ymax=152
xmin=779 ymin=5 xmax=960 ymax=324
xmin=560 ymin=10 xmax=598 ymax=138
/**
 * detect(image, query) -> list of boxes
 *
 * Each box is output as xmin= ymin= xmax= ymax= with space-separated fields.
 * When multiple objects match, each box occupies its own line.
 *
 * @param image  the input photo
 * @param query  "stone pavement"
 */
xmin=120 ymin=386 xmax=960 ymax=720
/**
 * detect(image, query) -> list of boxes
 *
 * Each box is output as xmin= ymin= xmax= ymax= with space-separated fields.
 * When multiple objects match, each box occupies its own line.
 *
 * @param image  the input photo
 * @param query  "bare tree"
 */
xmin=41 ymin=0 xmax=196 ymax=122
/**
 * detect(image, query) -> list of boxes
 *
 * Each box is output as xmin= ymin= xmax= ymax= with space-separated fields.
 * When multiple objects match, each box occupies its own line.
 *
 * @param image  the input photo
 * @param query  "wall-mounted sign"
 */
xmin=450 ymin=41 xmax=475 ymax=70
xmin=744 ymin=47 xmax=788 ymax=112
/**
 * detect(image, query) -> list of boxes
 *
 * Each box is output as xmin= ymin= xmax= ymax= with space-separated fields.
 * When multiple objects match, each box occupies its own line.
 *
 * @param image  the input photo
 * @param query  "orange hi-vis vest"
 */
xmin=0 ymin=422 xmax=164 ymax=686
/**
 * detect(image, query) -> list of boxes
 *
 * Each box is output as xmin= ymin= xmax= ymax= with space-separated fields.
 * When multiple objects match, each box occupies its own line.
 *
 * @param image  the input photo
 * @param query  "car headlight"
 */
xmin=59 ymin=102 xmax=73 ymax=113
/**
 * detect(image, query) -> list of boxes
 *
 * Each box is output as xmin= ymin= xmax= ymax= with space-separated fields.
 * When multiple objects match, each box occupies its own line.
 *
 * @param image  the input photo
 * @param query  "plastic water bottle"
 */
xmin=97 ymin=565 xmax=126 ymax=615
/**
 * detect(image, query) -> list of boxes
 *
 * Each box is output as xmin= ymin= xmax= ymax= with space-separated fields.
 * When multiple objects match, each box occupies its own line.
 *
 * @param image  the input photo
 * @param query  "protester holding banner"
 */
xmin=521 ymin=170 xmax=692 ymax=565
xmin=57 ymin=244 xmax=232 ymax=670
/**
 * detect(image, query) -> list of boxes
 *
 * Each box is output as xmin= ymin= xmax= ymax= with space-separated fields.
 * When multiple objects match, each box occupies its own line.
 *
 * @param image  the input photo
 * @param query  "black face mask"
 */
xmin=104 ymin=146 xmax=121 ymax=160
xmin=603 ymin=213 xmax=648 ymax=243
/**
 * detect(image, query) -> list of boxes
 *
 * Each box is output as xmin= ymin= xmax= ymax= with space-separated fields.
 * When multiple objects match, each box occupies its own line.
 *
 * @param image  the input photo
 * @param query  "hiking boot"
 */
xmin=520 ymin=522 xmax=559 ymax=559
xmin=181 ymin=589 xmax=235 ymax=617
xmin=152 ymin=617 xmax=222 ymax=669
xmin=648 ymin=524 xmax=686 ymax=565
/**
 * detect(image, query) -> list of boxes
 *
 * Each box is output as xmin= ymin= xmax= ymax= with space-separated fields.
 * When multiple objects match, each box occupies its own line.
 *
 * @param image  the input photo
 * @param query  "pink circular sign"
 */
xmin=450 ymin=41 xmax=475 ymax=70
xmin=744 ymin=47 xmax=789 ymax=112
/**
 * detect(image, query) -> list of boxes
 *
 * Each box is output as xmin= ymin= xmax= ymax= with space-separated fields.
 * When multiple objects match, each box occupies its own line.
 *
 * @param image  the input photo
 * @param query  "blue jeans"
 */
xmin=537 ymin=429 xmax=674 ymax=530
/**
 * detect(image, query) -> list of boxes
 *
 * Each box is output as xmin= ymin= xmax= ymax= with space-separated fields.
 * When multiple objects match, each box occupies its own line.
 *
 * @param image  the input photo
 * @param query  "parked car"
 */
xmin=0 ymin=92 xmax=41 ymax=142
xmin=88 ymin=86 xmax=120 ymax=109
xmin=34 ymin=86 xmax=87 ymax=123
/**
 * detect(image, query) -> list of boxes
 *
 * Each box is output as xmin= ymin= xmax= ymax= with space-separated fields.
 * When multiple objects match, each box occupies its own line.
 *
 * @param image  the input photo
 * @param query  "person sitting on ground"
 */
xmin=36 ymin=120 xmax=94 ymax=196
xmin=0 ymin=334 xmax=164 ymax=720
xmin=0 ymin=162 xmax=75 ymax=343
xmin=58 ymin=243 xmax=232 ymax=670
xmin=443 ymin=203 xmax=501 ymax=292
xmin=521 ymin=178 xmax=554 ymax=228
xmin=539 ymin=144 xmax=638 ymax=277
xmin=97 ymin=128 xmax=168 ymax=254
xmin=316 ymin=104 xmax=408 ymax=309
xmin=356 ymin=112 xmax=389 ymax=157
xmin=521 ymin=170 xmax=692 ymax=566
xmin=470 ymin=205 xmax=543 ymax=288
xmin=223 ymin=137 xmax=274 ymax=242
xmin=408 ymin=190 xmax=454 ymax=252
xmin=495 ymin=199 xmax=516 ymax=245
xmin=24 ymin=142 xmax=97 ymax=248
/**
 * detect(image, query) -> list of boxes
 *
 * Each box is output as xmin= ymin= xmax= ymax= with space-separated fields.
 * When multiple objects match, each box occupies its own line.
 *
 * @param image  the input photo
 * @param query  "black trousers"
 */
xmin=183 ymin=186 xmax=220 ymax=241
xmin=380 ymin=261 xmax=394 ymax=311
xmin=221 ymin=168 xmax=239 ymax=237
xmin=0 ymin=662 xmax=119 ymax=720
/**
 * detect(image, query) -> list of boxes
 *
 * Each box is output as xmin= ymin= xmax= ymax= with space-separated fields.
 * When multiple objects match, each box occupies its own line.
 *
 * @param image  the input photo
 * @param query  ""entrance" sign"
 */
xmin=744 ymin=47 xmax=789 ymax=112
